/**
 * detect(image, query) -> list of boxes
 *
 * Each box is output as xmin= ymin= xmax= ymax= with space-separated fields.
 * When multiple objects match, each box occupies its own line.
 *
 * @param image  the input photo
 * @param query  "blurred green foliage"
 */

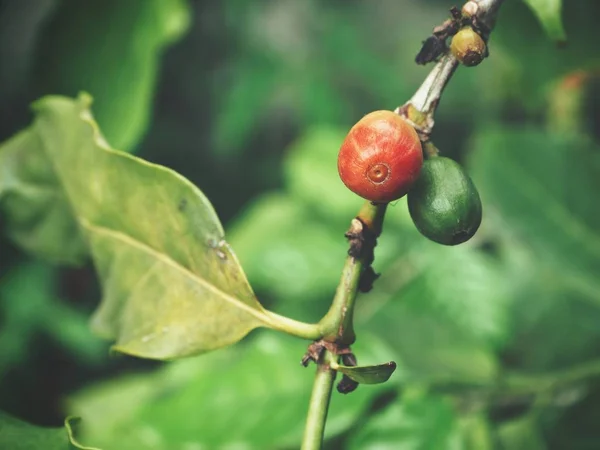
xmin=1 ymin=0 xmax=600 ymax=449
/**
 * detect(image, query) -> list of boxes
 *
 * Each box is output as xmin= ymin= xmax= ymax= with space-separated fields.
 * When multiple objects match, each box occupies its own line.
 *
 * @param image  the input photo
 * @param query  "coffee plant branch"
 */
xmin=397 ymin=0 xmax=506 ymax=138
xmin=300 ymin=1 xmax=506 ymax=449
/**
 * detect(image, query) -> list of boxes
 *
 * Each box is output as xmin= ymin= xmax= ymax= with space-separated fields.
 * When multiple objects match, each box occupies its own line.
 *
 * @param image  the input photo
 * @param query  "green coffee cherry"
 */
xmin=407 ymin=157 xmax=482 ymax=245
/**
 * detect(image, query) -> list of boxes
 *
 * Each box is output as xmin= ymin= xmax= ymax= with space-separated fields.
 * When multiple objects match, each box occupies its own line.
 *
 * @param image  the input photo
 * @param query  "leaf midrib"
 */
xmin=80 ymin=218 xmax=268 ymax=324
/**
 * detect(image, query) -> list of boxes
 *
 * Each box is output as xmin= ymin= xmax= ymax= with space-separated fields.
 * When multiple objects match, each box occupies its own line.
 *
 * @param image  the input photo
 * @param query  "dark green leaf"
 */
xmin=336 ymin=361 xmax=397 ymax=385
xmin=68 ymin=332 xmax=388 ymax=449
xmin=33 ymin=0 xmax=190 ymax=151
xmin=483 ymin=0 xmax=600 ymax=114
xmin=356 ymin=234 xmax=509 ymax=382
xmin=0 ymin=263 xmax=54 ymax=375
xmin=469 ymin=128 xmax=600 ymax=306
xmin=228 ymin=193 xmax=348 ymax=317
xmin=347 ymin=390 xmax=462 ymax=450
xmin=496 ymin=416 xmax=546 ymax=450
xmin=284 ymin=127 xmax=361 ymax=223
xmin=362 ymin=235 xmax=511 ymax=343
xmin=0 ymin=262 xmax=106 ymax=373
xmin=502 ymin=257 xmax=600 ymax=370
xmin=0 ymin=411 xmax=99 ymax=449
xmin=212 ymin=55 xmax=280 ymax=155
xmin=523 ymin=0 xmax=566 ymax=42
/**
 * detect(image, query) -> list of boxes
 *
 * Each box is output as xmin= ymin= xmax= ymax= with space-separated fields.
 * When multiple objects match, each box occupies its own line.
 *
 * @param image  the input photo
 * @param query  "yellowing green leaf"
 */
xmin=3 ymin=94 xmax=285 ymax=360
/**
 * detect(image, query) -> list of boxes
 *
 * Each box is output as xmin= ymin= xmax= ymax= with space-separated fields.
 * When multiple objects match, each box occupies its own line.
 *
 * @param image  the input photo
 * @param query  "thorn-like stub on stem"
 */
xmin=358 ymin=266 xmax=379 ymax=293
xmin=301 ymin=340 xmax=354 ymax=367
xmin=414 ymin=0 xmax=497 ymax=66
xmin=345 ymin=217 xmax=378 ymax=261
xmin=345 ymin=218 xmax=365 ymax=259
xmin=345 ymin=215 xmax=380 ymax=293
xmin=302 ymin=341 xmax=326 ymax=367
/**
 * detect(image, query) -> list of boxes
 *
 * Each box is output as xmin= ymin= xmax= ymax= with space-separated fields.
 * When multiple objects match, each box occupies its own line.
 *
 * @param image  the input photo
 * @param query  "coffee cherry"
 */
xmin=408 ymin=157 xmax=482 ymax=245
xmin=337 ymin=111 xmax=423 ymax=203
xmin=450 ymin=27 xmax=486 ymax=67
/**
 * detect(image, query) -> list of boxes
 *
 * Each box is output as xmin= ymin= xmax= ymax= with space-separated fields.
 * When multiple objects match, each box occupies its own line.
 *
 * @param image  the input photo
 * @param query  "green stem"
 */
xmin=319 ymin=202 xmax=387 ymax=343
xmin=263 ymin=310 xmax=322 ymax=340
xmin=318 ymin=252 xmax=363 ymax=343
xmin=300 ymin=202 xmax=386 ymax=450
xmin=301 ymin=350 xmax=337 ymax=450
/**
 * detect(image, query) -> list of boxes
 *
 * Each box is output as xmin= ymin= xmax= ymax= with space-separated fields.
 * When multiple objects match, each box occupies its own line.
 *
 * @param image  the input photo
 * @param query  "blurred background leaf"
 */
xmin=0 ymin=123 xmax=87 ymax=264
xmin=0 ymin=411 xmax=100 ymax=449
xmin=68 ymin=332 xmax=393 ymax=450
xmin=346 ymin=390 xmax=467 ymax=450
xmin=32 ymin=0 xmax=191 ymax=152
xmin=523 ymin=0 xmax=566 ymax=42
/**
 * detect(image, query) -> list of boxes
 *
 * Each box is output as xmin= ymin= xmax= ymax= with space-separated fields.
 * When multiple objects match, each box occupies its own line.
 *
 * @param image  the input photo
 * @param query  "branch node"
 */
xmin=345 ymin=217 xmax=376 ymax=261
xmin=301 ymin=340 xmax=353 ymax=367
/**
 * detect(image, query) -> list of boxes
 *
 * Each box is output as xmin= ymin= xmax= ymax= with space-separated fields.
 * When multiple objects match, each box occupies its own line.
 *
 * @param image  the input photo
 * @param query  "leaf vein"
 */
xmin=79 ymin=218 xmax=268 ymax=324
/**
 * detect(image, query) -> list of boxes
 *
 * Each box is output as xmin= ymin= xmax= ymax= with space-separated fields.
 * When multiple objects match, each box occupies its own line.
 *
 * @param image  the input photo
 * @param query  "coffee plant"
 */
xmin=1 ymin=0 xmax=599 ymax=449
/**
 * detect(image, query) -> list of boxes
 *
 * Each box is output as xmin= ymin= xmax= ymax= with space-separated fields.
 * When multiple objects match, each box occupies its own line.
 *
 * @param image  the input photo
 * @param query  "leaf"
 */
xmin=503 ymin=264 xmax=600 ymax=370
xmin=68 ymin=332 xmax=388 ymax=450
xmin=336 ymin=361 xmax=397 ymax=385
xmin=40 ymin=298 xmax=109 ymax=367
xmin=0 ymin=411 xmax=99 ymax=449
xmin=346 ymin=390 xmax=464 ymax=450
xmin=523 ymin=0 xmax=566 ymax=42
xmin=212 ymin=55 xmax=280 ymax=155
xmin=355 ymin=236 xmax=510 ymax=383
xmin=0 ymin=263 xmax=55 ymax=375
xmin=9 ymin=94 xmax=280 ymax=359
xmin=496 ymin=416 xmax=546 ymax=450
xmin=459 ymin=414 xmax=494 ymax=450
xmin=0 ymin=128 xmax=86 ymax=264
xmin=469 ymin=128 xmax=600 ymax=306
xmin=32 ymin=0 xmax=191 ymax=151
xmin=228 ymin=193 xmax=349 ymax=320
xmin=485 ymin=1 xmax=599 ymax=114
xmin=284 ymin=126 xmax=361 ymax=223
xmin=0 ymin=262 xmax=106 ymax=374
xmin=366 ymin=238 xmax=511 ymax=345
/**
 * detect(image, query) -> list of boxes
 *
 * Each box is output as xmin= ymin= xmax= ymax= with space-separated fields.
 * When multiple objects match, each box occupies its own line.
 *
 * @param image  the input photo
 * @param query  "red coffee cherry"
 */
xmin=337 ymin=110 xmax=423 ymax=203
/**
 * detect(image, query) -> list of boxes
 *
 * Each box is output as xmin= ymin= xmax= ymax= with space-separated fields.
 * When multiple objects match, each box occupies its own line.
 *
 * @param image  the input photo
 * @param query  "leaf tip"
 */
xmin=65 ymin=416 xmax=102 ymax=450
xmin=77 ymin=91 xmax=95 ymax=109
